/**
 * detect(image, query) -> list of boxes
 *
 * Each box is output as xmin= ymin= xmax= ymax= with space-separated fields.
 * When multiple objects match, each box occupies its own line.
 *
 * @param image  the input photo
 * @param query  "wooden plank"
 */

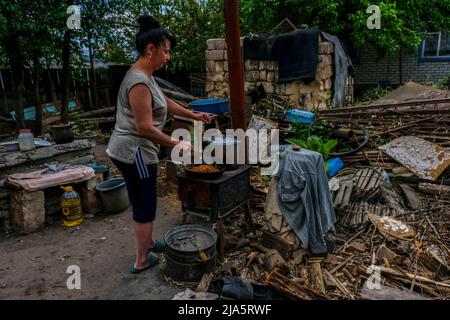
xmin=261 ymin=229 xmax=293 ymax=257
xmin=418 ymin=183 xmax=450 ymax=196
xmin=196 ymin=273 xmax=215 ymax=292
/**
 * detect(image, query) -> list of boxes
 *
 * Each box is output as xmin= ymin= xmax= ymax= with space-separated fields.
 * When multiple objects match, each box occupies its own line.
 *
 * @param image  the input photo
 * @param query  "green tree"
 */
xmin=99 ymin=0 xmax=225 ymax=72
xmin=0 ymin=0 xmax=68 ymax=129
xmin=239 ymin=0 xmax=450 ymax=57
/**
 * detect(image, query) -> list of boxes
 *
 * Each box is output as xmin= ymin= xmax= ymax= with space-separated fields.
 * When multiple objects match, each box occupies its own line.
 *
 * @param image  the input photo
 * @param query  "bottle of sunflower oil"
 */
xmin=61 ymin=186 xmax=83 ymax=227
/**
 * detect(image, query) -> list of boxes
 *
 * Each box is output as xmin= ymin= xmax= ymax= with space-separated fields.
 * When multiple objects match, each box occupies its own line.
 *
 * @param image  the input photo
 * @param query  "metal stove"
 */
xmin=177 ymin=165 xmax=252 ymax=223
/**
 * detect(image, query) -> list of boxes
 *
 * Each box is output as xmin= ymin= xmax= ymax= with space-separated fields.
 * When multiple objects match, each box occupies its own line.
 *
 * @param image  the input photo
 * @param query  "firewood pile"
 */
xmin=200 ymin=169 xmax=449 ymax=300
xmin=186 ymin=84 xmax=450 ymax=300
xmin=317 ymin=97 xmax=450 ymax=168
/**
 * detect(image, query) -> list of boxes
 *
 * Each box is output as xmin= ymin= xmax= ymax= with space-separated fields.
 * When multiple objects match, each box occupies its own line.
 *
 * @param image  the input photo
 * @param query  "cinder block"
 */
xmin=263 ymin=82 xmax=275 ymax=94
xmin=259 ymin=70 xmax=267 ymax=81
xmin=259 ymin=61 xmax=266 ymax=70
xmin=208 ymin=72 xmax=224 ymax=83
xmin=11 ymin=190 xmax=45 ymax=234
xmin=319 ymin=42 xmax=334 ymax=54
xmin=80 ymin=177 xmax=102 ymax=215
xmin=267 ymin=71 xmax=276 ymax=82
xmin=216 ymin=39 xmax=227 ymax=50
xmin=206 ymin=39 xmax=216 ymax=50
xmin=205 ymin=81 xmax=215 ymax=93
xmin=206 ymin=60 xmax=215 ymax=72
xmin=215 ymin=61 xmax=224 ymax=73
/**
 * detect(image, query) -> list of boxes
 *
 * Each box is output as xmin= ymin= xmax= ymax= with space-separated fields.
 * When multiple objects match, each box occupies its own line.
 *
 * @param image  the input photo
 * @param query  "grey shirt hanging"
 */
xmin=274 ymin=145 xmax=336 ymax=254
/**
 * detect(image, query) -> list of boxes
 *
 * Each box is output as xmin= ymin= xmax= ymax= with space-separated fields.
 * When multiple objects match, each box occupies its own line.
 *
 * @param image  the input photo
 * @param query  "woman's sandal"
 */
xmin=148 ymin=239 xmax=166 ymax=253
xmin=130 ymin=253 xmax=159 ymax=274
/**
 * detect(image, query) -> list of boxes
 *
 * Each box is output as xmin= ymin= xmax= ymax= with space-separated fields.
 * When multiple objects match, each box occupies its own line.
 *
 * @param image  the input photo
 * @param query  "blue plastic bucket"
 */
xmin=190 ymin=98 xmax=229 ymax=114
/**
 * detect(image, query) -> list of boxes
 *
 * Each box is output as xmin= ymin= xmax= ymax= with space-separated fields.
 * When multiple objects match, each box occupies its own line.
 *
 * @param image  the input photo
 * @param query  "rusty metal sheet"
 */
xmin=379 ymin=136 xmax=450 ymax=181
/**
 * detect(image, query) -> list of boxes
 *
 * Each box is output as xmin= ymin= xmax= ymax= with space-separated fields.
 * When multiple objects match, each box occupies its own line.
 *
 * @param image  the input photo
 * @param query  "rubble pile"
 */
xmin=192 ymin=83 xmax=449 ymax=300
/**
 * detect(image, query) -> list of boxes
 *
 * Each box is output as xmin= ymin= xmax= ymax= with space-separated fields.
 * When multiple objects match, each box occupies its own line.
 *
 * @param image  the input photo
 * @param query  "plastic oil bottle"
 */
xmin=61 ymin=186 xmax=83 ymax=227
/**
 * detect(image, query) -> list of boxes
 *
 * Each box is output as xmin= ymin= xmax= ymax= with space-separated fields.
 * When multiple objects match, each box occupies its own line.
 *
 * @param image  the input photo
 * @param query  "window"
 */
xmin=419 ymin=32 xmax=450 ymax=61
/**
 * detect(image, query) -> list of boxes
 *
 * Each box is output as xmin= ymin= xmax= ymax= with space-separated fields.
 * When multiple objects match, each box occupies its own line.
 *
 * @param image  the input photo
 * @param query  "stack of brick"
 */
xmin=205 ymin=38 xmax=232 ymax=98
xmin=205 ymin=37 xmax=353 ymax=110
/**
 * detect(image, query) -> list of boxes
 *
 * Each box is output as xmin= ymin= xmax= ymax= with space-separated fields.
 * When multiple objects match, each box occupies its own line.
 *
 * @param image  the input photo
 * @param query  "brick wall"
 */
xmin=205 ymin=37 xmax=354 ymax=110
xmin=353 ymin=46 xmax=450 ymax=86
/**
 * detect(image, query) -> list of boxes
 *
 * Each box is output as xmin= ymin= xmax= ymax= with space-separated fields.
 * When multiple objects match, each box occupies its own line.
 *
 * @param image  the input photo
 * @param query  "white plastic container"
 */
xmin=18 ymin=129 xmax=35 ymax=151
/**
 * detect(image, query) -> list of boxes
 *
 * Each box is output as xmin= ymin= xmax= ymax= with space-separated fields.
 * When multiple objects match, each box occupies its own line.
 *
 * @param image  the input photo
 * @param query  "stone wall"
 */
xmin=0 ymin=139 xmax=95 ymax=234
xmin=205 ymin=37 xmax=354 ymax=110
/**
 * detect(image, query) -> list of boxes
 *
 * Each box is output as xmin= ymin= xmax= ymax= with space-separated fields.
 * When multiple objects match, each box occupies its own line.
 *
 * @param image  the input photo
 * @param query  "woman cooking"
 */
xmin=106 ymin=14 xmax=211 ymax=273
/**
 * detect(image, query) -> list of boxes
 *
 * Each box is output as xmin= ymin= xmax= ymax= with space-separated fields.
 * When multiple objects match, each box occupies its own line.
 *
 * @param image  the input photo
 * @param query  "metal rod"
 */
xmin=224 ymin=0 xmax=246 ymax=131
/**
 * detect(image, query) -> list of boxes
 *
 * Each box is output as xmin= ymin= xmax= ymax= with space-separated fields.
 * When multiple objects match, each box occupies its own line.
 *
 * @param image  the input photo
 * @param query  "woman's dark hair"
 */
xmin=136 ymin=15 xmax=176 ymax=56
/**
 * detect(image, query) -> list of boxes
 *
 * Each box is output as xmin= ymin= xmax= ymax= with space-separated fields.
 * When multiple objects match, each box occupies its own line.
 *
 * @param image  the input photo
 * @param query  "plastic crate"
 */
xmin=189 ymin=98 xmax=228 ymax=115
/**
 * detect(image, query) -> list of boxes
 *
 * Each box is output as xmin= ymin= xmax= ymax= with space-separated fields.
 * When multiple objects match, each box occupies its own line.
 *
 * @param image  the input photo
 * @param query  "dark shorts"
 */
xmin=110 ymin=156 xmax=157 ymax=223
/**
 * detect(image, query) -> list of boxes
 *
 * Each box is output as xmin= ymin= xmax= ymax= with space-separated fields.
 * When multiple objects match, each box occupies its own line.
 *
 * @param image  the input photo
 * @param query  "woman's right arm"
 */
xmin=129 ymin=84 xmax=179 ymax=148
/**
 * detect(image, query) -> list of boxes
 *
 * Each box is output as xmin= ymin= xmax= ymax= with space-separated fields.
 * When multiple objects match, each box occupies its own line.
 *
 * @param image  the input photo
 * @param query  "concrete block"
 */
xmin=316 ymin=66 xmax=333 ymax=81
xmin=205 ymin=50 xmax=214 ymax=61
xmin=275 ymin=83 xmax=286 ymax=95
xmin=80 ymin=177 xmax=102 ymax=215
xmin=263 ymin=82 xmax=275 ymax=94
xmin=319 ymin=42 xmax=334 ymax=54
xmin=11 ymin=190 xmax=45 ymax=234
xmin=216 ymin=39 xmax=227 ymax=50
xmin=259 ymin=61 xmax=266 ymax=70
xmin=206 ymin=50 xmax=224 ymax=61
xmin=319 ymin=54 xmax=333 ymax=66
xmin=212 ymin=50 xmax=225 ymax=61
xmin=266 ymin=61 xmax=278 ymax=71
xmin=300 ymin=92 xmax=313 ymax=110
xmin=206 ymin=60 xmax=215 ymax=72
xmin=259 ymin=70 xmax=267 ymax=81
xmin=205 ymin=81 xmax=215 ymax=93
xmin=208 ymin=72 xmax=224 ymax=83
xmin=215 ymin=61 xmax=224 ymax=73
xmin=267 ymin=71 xmax=276 ymax=82
xmin=323 ymin=78 xmax=332 ymax=90
xmin=206 ymin=39 xmax=216 ymax=50
xmin=285 ymin=83 xmax=297 ymax=95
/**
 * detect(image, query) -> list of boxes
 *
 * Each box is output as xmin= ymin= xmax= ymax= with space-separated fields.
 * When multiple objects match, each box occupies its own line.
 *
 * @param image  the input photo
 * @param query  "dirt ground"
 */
xmin=0 ymin=141 xmax=186 ymax=300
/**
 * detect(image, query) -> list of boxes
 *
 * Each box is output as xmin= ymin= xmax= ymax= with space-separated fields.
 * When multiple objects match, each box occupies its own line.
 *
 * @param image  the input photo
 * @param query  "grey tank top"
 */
xmin=106 ymin=71 xmax=167 ymax=164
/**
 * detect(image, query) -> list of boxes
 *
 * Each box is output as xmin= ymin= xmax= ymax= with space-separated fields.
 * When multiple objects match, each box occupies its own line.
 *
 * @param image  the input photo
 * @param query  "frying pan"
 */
xmin=184 ymin=164 xmax=225 ymax=180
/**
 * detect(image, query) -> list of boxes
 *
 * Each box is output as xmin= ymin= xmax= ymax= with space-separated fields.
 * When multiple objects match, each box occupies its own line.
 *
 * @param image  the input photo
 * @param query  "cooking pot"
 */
xmin=203 ymin=136 xmax=243 ymax=169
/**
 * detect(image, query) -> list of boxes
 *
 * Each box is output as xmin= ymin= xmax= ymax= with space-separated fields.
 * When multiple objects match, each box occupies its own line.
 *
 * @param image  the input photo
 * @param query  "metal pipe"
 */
xmin=224 ymin=0 xmax=246 ymax=130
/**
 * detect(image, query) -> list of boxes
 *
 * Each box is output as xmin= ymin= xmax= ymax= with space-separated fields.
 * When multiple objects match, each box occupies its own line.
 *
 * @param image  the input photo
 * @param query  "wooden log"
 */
xmin=323 ymin=270 xmax=354 ymax=299
xmin=418 ymin=183 xmax=450 ymax=196
xmin=372 ymin=266 xmax=450 ymax=292
xmin=265 ymin=249 xmax=287 ymax=270
xmin=263 ymin=269 xmax=327 ymax=300
xmin=420 ymin=250 xmax=450 ymax=278
xmin=377 ymin=244 xmax=400 ymax=265
xmin=196 ymin=273 xmax=215 ymax=292
xmin=308 ymin=258 xmax=326 ymax=295
xmin=77 ymin=106 xmax=115 ymax=118
xmin=162 ymin=88 xmax=198 ymax=103
xmin=261 ymin=229 xmax=293 ymax=258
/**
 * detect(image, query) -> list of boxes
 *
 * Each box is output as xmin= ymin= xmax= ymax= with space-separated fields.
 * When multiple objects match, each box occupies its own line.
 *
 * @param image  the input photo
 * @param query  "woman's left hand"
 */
xmin=193 ymin=112 xmax=211 ymax=124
